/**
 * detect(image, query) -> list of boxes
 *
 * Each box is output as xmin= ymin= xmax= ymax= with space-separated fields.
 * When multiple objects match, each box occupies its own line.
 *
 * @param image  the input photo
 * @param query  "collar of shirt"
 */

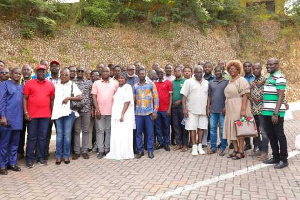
xmin=137 ymin=80 xmax=150 ymax=85
xmin=244 ymin=74 xmax=255 ymax=79
xmin=101 ymin=78 xmax=113 ymax=83
xmin=155 ymin=78 xmax=166 ymax=83
xmin=271 ymin=70 xmax=281 ymax=77
xmin=192 ymin=76 xmax=204 ymax=83
xmin=213 ymin=78 xmax=225 ymax=82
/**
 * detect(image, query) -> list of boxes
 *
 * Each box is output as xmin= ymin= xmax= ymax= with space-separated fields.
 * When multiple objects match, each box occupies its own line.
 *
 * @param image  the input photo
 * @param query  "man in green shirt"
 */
xmin=262 ymin=58 xmax=288 ymax=169
xmin=172 ymin=66 xmax=188 ymax=152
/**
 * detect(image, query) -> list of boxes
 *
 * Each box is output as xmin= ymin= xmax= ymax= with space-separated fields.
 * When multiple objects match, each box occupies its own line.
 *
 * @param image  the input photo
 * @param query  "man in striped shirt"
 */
xmin=262 ymin=58 xmax=288 ymax=169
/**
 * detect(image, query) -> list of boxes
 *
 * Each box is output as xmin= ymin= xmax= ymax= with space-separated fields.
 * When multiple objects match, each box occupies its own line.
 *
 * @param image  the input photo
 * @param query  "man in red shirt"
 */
xmin=23 ymin=64 xmax=55 ymax=168
xmin=154 ymin=68 xmax=173 ymax=151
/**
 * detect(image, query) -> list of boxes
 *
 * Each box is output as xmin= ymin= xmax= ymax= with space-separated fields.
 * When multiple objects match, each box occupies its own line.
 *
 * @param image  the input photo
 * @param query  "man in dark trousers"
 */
xmin=0 ymin=68 xmax=23 ymax=175
xmin=24 ymin=64 xmax=55 ymax=168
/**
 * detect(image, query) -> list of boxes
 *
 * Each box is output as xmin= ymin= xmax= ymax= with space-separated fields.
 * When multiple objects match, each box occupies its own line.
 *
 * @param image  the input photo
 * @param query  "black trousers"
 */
xmin=263 ymin=115 xmax=288 ymax=163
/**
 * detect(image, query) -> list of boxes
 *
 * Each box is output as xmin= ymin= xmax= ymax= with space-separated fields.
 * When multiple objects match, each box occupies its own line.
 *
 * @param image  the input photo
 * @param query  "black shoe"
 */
xmin=97 ymin=152 xmax=104 ymax=159
xmin=56 ymin=160 xmax=61 ymax=165
xmin=229 ymin=143 xmax=234 ymax=149
xmin=104 ymin=151 xmax=110 ymax=155
xmin=0 ymin=167 xmax=8 ymax=175
xmin=88 ymin=148 xmax=92 ymax=152
xmin=26 ymin=161 xmax=34 ymax=169
xmin=135 ymin=152 xmax=144 ymax=159
xmin=7 ymin=165 xmax=21 ymax=172
xmin=202 ymin=145 xmax=207 ymax=148
xmin=63 ymin=159 xmax=70 ymax=164
xmin=274 ymin=161 xmax=288 ymax=169
xmin=244 ymin=144 xmax=252 ymax=151
xmin=217 ymin=144 xmax=221 ymax=149
xmin=164 ymin=145 xmax=170 ymax=151
xmin=154 ymin=144 xmax=163 ymax=150
xmin=38 ymin=160 xmax=47 ymax=166
xmin=263 ymin=158 xmax=280 ymax=164
xmin=148 ymin=152 xmax=154 ymax=159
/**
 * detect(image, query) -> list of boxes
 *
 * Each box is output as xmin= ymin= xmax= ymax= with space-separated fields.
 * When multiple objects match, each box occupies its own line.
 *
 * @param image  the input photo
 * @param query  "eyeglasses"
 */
xmin=60 ymin=74 xmax=69 ymax=77
xmin=77 ymin=70 xmax=84 ymax=73
xmin=266 ymin=63 xmax=278 ymax=66
xmin=0 ymin=72 xmax=9 ymax=74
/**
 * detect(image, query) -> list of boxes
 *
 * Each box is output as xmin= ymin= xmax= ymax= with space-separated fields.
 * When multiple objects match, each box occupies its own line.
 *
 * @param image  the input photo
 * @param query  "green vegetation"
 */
xmin=0 ymin=0 xmax=299 ymax=38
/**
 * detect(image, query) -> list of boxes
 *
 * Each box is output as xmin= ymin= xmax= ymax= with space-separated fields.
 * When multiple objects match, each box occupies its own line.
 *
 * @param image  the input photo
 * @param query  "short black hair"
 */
xmin=243 ymin=61 xmax=252 ymax=66
xmin=204 ymin=62 xmax=213 ymax=67
xmin=114 ymin=65 xmax=121 ymax=70
xmin=0 ymin=60 xmax=5 ymax=65
xmin=91 ymin=70 xmax=100 ymax=75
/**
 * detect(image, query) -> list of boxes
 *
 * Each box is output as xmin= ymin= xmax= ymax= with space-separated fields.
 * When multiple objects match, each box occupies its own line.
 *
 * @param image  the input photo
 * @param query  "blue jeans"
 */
xmin=55 ymin=112 xmax=75 ymax=159
xmin=136 ymin=115 xmax=154 ymax=153
xmin=0 ymin=127 xmax=20 ymax=167
xmin=155 ymin=111 xmax=171 ymax=146
xmin=210 ymin=113 xmax=227 ymax=151
xmin=26 ymin=118 xmax=51 ymax=162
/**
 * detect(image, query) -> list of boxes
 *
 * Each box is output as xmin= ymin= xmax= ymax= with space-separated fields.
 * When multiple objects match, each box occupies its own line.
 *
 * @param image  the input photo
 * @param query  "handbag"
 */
xmin=235 ymin=117 xmax=258 ymax=137
xmin=70 ymin=82 xmax=83 ymax=111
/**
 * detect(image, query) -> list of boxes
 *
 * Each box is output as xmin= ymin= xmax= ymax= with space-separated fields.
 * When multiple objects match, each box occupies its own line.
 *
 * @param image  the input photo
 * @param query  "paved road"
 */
xmin=1 ymin=110 xmax=299 ymax=200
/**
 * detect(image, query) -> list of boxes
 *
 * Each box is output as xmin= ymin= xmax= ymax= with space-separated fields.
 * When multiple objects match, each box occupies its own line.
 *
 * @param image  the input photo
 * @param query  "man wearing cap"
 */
xmin=44 ymin=60 xmax=61 ymax=160
xmin=23 ymin=64 xmax=55 ymax=168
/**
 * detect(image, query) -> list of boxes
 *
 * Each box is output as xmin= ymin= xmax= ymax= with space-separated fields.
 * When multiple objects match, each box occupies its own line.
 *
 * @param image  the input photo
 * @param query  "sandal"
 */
xmin=180 ymin=146 xmax=188 ymax=152
xmin=173 ymin=145 xmax=182 ymax=151
xmin=219 ymin=150 xmax=225 ymax=156
xmin=207 ymin=149 xmax=217 ymax=154
xmin=232 ymin=152 xmax=245 ymax=160
xmin=228 ymin=151 xmax=238 ymax=158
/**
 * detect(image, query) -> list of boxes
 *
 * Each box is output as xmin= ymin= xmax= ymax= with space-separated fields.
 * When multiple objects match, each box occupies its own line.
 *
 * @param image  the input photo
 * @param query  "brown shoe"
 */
xmin=82 ymin=153 xmax=89 ymax=159
xmin=219 ymin=150 xmax=225 ymax=156
xmin=207 ymin=148 xmax=217 ymax=155
xmin=180 ymin=146 xmax=188 ymax=152
xmin=72 ymin=153 xmax=80 ymax=160
xmin=173 ymin=145 xmax=182 ymax=151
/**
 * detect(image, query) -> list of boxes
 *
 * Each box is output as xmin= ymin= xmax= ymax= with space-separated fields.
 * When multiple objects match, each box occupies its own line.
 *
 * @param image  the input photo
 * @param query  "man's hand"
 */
xmin=24 ymin=113 xmax=31 ymax=121
xmin=95 ymin=109 xmax=101 ymax=120
xmin=173 ymin=100 xmax=181 ymax=107
xmin=91 ymin=110 xmax=94 ymax=118
xmin=222 ymin=108 xmax=226 ymax=116
xmin=62 ymin=97 xmax=70 ymax=104
xmin=183 ymin=108 xmax=189 ymax=119
xmin=151 ymin=113 xmax=157 ymax=120
xmin=166 ymin=109 xmax=171 ymax=116
xmin=1 ymin=116 xmax=8 ymax=126
xmin=272 ymin=114 xmax=279 ymax=124
xmin=120 ymin=114 xmax=124 ymax=122
xmin=207 ymin=109 xmax=210 ymax=118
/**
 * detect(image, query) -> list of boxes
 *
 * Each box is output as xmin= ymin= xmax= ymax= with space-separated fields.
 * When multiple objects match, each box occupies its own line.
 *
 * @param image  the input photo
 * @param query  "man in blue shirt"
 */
xmin=0 ymin=68 xmax=23 ymax=175
xmin=243 ymin=61 xmax=255 ymax=152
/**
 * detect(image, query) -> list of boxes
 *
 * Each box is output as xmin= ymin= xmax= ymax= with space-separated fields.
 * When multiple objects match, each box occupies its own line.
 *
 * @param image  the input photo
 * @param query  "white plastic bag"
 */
xmin=295 ymin=134 xmax=300 ymax=150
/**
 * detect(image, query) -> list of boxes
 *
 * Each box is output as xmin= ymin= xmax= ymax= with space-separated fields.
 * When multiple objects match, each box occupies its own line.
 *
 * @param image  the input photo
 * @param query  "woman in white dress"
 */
xmin=105 ymin=73 xmax=135 ymax=160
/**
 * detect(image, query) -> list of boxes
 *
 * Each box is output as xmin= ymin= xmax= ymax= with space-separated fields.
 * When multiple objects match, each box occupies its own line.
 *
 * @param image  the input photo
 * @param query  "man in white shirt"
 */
xmin=181 ymin=65 xmax=209 ymax=156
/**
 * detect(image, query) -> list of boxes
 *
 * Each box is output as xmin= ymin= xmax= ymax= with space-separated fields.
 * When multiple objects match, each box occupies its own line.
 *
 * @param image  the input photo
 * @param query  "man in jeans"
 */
xmin=92 ymin=67 xmax=118 ymax=159
xmin=206 ymin=66 xmax=228 ymax=156
xmin=24 ymin=64 xmax=55 ymax=168
xmin=72 ymin=66 xmax=93 ymax=160
xmin=154 ymin=68 xmax=172 ymax=151
xmin=262 ymin=58 xmax=288 ymax=169
xmin=249 ymin=63 xmax=269 ymax=160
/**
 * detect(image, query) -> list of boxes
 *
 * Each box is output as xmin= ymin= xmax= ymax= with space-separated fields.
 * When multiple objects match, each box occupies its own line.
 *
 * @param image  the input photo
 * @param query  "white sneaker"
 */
xmin=191 ymin=145 xmax=198 ymax=156
xmin=198 ymin=145 xmax=206 ymax=155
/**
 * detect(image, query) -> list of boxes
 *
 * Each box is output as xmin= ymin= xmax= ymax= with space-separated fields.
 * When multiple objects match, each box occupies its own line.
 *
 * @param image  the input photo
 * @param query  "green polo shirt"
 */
xmin=172 ymin=77 xmax=186 ymax=107
xmin=262 ymin=70 xmax=287 ymax=117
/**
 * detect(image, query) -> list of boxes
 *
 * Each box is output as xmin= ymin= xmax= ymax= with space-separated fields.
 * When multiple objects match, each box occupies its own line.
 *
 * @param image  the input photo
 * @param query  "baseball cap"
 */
xmin=36 ymin=64 xmax=47 ymax=70
xmin=50 ymin=60 xmax=60 ymax=66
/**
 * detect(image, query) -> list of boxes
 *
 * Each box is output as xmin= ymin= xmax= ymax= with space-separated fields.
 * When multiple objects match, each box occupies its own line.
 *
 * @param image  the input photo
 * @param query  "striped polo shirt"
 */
xmin=262 ymin=70 xmax=287 ymax=117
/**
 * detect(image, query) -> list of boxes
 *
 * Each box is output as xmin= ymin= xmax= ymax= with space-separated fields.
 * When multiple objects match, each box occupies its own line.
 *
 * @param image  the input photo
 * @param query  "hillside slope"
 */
xmin=0 ymin=20 xmax=299 ymax=101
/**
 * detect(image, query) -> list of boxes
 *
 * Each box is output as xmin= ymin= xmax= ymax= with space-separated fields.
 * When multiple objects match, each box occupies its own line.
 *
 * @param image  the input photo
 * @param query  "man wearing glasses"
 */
xmin=0 ymin=68 xmax=10 ymax=82
xmin=262 ymin=58 xmax=288 ymax=169
xmin=72 ymin=66 xmax=93 ymax=160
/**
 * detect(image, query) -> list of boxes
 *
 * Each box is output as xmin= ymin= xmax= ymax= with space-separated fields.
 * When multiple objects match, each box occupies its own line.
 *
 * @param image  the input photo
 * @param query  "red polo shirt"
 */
xmin=155 ymin=79 xmax=173 ymax=112
xmin=24 ymin=79 xmax=55 ymax=118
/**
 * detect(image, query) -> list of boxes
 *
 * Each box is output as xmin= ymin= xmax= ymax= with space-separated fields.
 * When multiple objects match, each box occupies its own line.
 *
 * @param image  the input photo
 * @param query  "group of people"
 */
xmin=0 ymin=57 xmax=289 ymax=175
